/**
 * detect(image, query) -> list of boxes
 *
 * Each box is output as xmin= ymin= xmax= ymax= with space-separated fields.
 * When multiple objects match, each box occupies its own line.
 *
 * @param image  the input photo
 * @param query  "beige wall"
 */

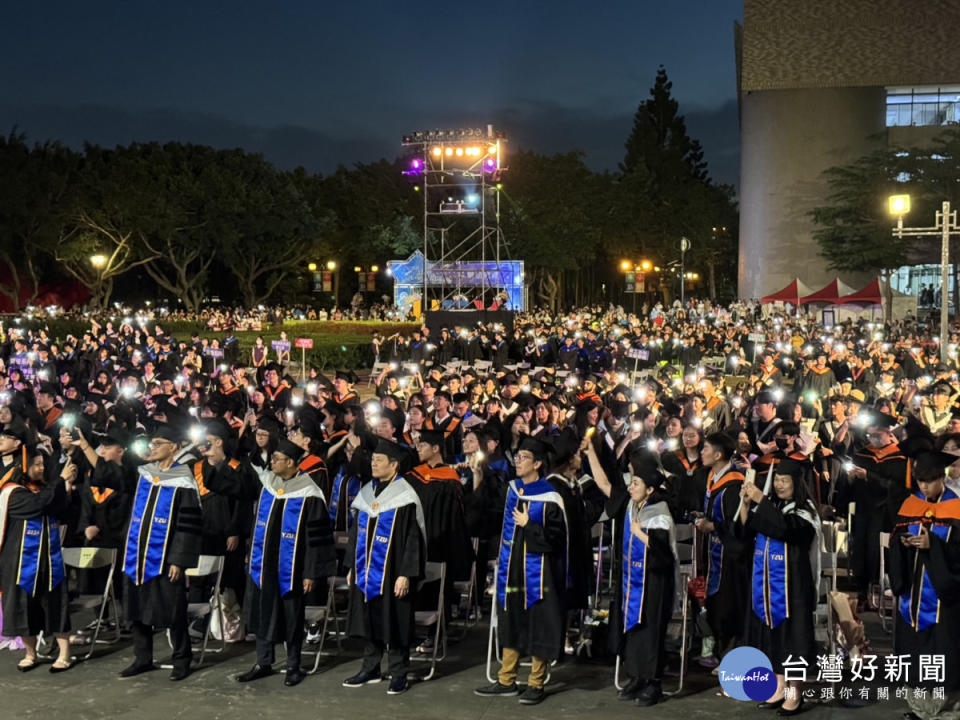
xmin=738 ymin=87 xmax=884 ymax=299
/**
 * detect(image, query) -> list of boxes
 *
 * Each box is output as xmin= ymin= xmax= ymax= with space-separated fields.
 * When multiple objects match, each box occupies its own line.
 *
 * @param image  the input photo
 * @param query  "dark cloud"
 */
xmin=0 ymin=98 xmax=740 ymax=187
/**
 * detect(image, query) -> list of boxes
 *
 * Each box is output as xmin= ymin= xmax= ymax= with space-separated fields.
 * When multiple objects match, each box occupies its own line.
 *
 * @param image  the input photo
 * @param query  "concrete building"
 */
xmin=736 ymin=0 xmax=960 ymax=300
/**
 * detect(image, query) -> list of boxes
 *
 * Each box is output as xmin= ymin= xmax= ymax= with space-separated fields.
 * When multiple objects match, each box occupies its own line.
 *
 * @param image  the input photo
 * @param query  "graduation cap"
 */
xmin=37 ymin=382 xmax=59 ymax=397
xmin=257 ymin=416 xmax=283 ymax=438
xmin=381 ymin=407 xmax=405 ymax=436
xmin=627 ymin=449 xmax=665 ymax=489
xmin=912 ymin=450 xmax=957 ymax=482
xmin=204 ymin=417 xmax=233 ymax=443
xmin=518 ymin=434 xmax=552 ymax=462
xmin=863 ymin=411 xmax=899 ymax=431
xmin=418 ymin=428 xmax=444 ymax=448
xmin=548 ymin=427 xmax=580 ymax=466
xmin=98 ymin=426 xmax=131 ymax=448
xmin=0 ymin=417 xmax=30 ymax=445
xmin=930 ymin=382 xmax=953 ymax=396
xmin=275 ymin=437 xmax=304 ymax=463
xmin=335 ymin=369 xmax=358 ymax=384
xmin=756 ymin=391 xmax=778 ymax=405
xmin=373 ymin=437 xmax=407 ymax=462
xmin=152 ymin=423 xmax=183 ymax=444
xmin=321 ymin=401 xmax=345 ymax=420
xmin=774 ymin=457 xmax=805 ymax=479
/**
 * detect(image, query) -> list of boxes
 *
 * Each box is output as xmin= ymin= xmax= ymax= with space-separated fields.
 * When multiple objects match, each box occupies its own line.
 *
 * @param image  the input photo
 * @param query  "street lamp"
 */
xmin=889 ymin=193 xmax=960 ymax=361
xmin=90 ymin=254 xmax=107 ymax=269
xmin=371 ymin=264 xmax=379 ymax=273
xmin=620 ymin=259 xmax=631 ymax=272
xmin=307 ymin=262 xmax=317 ymax=272
xmin=326 ymin=260 xmax=339 ymax=307
xmin=326 ymin=260 xmax=337 ymax=271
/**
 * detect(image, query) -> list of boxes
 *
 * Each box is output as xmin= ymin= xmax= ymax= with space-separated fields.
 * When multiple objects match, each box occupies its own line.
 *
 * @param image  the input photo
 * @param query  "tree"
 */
xmin=811 ymin=147 xmax=919 ymax=320
xmin=0 ymin=133 xmax=79 ymax=310
xmin=621 ymin=66 xmax=708 ymax=186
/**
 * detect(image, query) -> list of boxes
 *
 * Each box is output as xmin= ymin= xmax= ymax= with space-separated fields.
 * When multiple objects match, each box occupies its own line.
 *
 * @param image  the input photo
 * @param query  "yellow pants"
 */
xmin=498 ymin=647 xmax=547 ymax=689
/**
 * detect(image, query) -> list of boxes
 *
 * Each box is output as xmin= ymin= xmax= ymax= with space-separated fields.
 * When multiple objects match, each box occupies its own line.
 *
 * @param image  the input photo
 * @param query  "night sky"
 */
xmin=2 ymin=0 xmax=743 ymax=185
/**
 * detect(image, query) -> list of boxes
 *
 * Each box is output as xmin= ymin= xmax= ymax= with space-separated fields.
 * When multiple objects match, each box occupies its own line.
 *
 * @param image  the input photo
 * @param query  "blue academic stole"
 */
xmin=752 ymin=533 xmax=789 ymax=628
xmin=278 ymin=498 xmax=306 ymax=595
xmin=17 ymin=517 xmax=65 ymax=596
xmin=705 ymin=486 xmax=727 ymax=597
xmin=496 ymin=479 xmax=552 ymax=610
xmin=621 ymin=513 xmax=648 ymax=632
xmin=355 ymin=507 xmax=398 ymax=600
xmin=328 ymin=469 xmax=360 ymax=528
xmin=123 ymin=478 xmax=178 ymax=585
xmin=249 ymin=490 xmax=274 ymax=589
xmin=899 ymin=520 xmax=951 ymax=631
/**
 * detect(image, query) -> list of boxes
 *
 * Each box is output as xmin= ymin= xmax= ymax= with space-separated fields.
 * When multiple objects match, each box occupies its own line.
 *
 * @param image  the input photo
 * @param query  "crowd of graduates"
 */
xmin=0 ymin=300 xmax=959 ymax=715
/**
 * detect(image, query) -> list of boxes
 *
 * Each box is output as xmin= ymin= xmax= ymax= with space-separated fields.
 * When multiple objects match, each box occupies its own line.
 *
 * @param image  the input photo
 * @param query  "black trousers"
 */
xmin=132 ymin=617 xmax=191 ymax=669
xmin=254 ymin=593 xmax=306 ymax=671
xmin=361 ymin=639 xmax=409 ymax=677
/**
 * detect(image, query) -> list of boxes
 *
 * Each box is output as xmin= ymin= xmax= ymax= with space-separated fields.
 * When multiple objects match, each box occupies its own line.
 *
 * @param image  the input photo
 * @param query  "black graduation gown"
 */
xmin=742 ymin=497 xmax=818 ymax=674
xmin=345 ymin=478 xmax=425 ymax=647
xmin=607 ymin=486 xmax=675 ymax=682
xmin=888 ymin=491 xmax=960 ymax=689
xmin=703 ymin=468 xmax=751 ymax=655
xmin=90 ymin=461 xmax=201 ymax=628
xmin=495 ymin=479 xmax=568 ymax=661
xmin=0 ymin=477 xmax=71 ymax=636
xmin=408 ymin=463 xmax=474 ymax=581
xmin=546 ymin=473 xmax=598 ymax=613
xmin=204 ymin=462 xmax=336 ymax=643
xmin=78 ymin=468 xmax=132 ymax=550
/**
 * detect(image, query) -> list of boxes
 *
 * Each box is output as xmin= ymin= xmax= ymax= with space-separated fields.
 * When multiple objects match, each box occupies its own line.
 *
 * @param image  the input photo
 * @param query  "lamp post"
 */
xmin=90 ymin=254 xmax=107 ymax=310
xmin=889 ymin=194 xmax=960 ymax=362
xmin=327 ymin=260 xmax=339 ymax=308
xmin=679 ymin=237 xmax=690 ymax=306
xmin=620 ymin=259 xmax=652 ymax=315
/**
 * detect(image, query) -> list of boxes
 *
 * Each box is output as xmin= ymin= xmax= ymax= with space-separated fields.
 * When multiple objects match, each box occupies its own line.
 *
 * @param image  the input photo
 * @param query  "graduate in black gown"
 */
xmin=204 ymin=434 xmax=336 ymax=687
xmin=87 ymin=424 xmax=202 ymax=680
xmin=588 ymin=444 xmax=677 ymax=707
xmin=343 ymin=438 xmax=426 ymax=696
xmin=474 ymin=435 xmax=567 ymax=706
xmin=739 ymin=458 xmax=820 ymax=716
xmin=889 ymin=450 xmax=960 ymax=704
xmin=696 ymin=432 xmax=750 ymax=661
xmin=0 ymin=431 xmax=73 ymax=673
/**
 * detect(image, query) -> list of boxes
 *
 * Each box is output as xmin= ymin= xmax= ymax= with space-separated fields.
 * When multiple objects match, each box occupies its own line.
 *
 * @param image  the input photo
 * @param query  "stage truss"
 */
xmin=399 ymin=126 xmax=524 ymax=312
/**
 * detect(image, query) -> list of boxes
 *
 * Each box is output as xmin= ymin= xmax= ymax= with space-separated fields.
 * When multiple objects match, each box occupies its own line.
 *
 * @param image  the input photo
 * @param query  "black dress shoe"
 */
xmin=284 ymin=669 xmax=306 ymax=687
xmin=618 ymin=679 xmax=645 ymax=701
xmin=777 ymin=697 xmax=805 ymax=716
xmin=119 ymin=662 xmax=156 ymax=678
xmin=634 ymin=680 xmax=662 ymax=707
xmin=343 ymin=667 xmax=382 ymax=687
xmin=169 ymin=666 xmax=191 ymax=682
xmin=758 ymin=698 xmax=785 ymax=709
xmin=238 ymin=664 xmax=275 ymax=683
xmin=387 ymin=674 xmax=408 ymax=695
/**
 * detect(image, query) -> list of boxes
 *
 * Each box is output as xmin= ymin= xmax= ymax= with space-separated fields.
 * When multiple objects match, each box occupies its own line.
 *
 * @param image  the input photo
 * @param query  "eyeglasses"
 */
xmin=148 ymin=439 xmax=175 ymax=448
xmin=515 ymin=452 xmax=534 ymax=462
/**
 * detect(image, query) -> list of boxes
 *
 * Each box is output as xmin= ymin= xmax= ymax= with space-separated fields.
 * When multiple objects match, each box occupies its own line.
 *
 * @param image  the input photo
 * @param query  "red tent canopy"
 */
xmin=760 ymin=278 xmax=812 ymax=305
xmin=838 ymin=278 xmax=882 ymax=305
xmin=799 ymin=279 xmax=843 ymax=305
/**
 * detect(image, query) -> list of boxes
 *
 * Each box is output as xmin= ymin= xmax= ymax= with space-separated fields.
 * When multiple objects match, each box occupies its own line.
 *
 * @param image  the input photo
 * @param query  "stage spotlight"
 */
xmin=411 ymin=158 xmax=422 ymax=169
xmin=445 ymin=147 xmax=454 ymax=157
xmin=455 ymin=147 xmax=464 ymax=156
xmin=432 ymin=146 xmax=442 ymax=157
xmin=485 ymin=157 xmax=496 ymax=169
xmin=488 ymin=145 xmax=497 ymax=155
xmin=466 ymin=193 xmax=479 ymax=205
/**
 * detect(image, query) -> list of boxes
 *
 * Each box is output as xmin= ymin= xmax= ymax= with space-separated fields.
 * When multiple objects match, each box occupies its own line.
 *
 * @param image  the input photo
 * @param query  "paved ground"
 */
xmin=0 ymin=608 xmax=915 ymax=720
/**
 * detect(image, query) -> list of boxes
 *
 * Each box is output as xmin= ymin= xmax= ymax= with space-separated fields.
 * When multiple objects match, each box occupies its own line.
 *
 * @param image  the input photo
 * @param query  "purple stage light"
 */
xmin=411 ymin=158 xmax=422 ymax=169
xmin=485 ymin=158 xmax=496 ymax=169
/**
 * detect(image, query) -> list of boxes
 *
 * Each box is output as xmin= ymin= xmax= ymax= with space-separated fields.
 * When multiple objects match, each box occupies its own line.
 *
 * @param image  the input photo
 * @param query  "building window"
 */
xmin=886 ymin=86 xmax=960 ymax=127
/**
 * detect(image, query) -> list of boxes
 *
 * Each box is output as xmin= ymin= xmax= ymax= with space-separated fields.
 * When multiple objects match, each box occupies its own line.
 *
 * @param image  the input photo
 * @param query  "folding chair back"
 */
xmin=303 ymin=531 xmax=351 ymax=673
xmin=62 ymin=547 xmax=121 ymax=660
xmin=180 ymin=555 xmax=226 ymax=665
xmin=368 ymin=362 xmax=388 ymax=386
xmin=413 ymin=561 xmax=447 ymax=680
xmin=878 ymin=532 xmax=894 ymax=631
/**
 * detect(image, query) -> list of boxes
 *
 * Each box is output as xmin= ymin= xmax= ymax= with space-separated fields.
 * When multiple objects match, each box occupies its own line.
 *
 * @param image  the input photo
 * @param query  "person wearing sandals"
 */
xmin=0 ymin=422 xmax=74 ymax=673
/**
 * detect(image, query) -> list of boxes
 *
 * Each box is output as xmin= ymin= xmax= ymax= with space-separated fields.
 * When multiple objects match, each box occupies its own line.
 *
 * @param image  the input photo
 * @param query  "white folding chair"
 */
xmin=166 ymin=554 xmax=225 ymax=666
xmin=878 ymin=532 xmax=894 ymax=632
xmin=412 ymin=561 xmax=447 ymax=681
xmin=302 ymin=532 xmax=351 ymax=673
xmin=816 ymin=522 xmax=840 ymax=651
xmin=614 ymin=523 xmax=696 ymax=696
xmin=452 ymin=538 xmax=481 ymax=632
xmin=473 ymin=360 xmax=493 ymax=375
xmin=368 ymin=362 xmax=388 ymax=386
xmin=62 ymin=547 xmax=121 ymax=660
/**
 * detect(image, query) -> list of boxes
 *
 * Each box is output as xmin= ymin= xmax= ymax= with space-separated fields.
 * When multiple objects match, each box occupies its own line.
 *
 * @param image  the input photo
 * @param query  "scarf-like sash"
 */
xmin=17 ymin=516 xmax=65 ymax=597
xmin=622 ymin=500 xmax=674 ymax=632
xmin=496 ymin=478 xmax=566 ymax=610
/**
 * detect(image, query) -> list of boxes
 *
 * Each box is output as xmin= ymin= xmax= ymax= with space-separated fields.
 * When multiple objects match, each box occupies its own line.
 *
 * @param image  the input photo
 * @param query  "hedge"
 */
xmin=5 ymin=318 xmax=420 ymax=371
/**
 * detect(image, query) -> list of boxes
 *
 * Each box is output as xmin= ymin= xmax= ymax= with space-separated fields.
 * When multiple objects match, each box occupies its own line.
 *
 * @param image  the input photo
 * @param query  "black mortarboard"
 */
xmin=756 ymin=391 xmax=777 ymax=405
xmin=518 ymin=435 xmax=551 ymax=462
xmin=913 ymin=450 xmax=958 ymax=481
xmin=549 ymin=427 xmax=580 ymax=466
xmin=863 ymin=411 xmax=899 ymax=431
xmin=774 ymin=458 xmax=804 ymax=479
xmin=0 ymin=417 xmax=30 ymax=445
xmin=204 ymin=417 xmax=233 ymax=442
xmin=628 ymin=449 xmax=665 ymax=489
xmin=373 ymin=437 xmax=407 ymax=462
xmin=275 ymin=437 xmax=304 ymax=463
xmin=418 ymin=428 xmax=444 ymax=447
xmin=335 ymin=370 xmax=357 ymax=384
xmin=152 ymin=424 xmax=183 ymax=444
xmin=257 ymin=416 xmax=283 ymax=437
xmin=98 ymin=426 xmax=130 ymax=448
